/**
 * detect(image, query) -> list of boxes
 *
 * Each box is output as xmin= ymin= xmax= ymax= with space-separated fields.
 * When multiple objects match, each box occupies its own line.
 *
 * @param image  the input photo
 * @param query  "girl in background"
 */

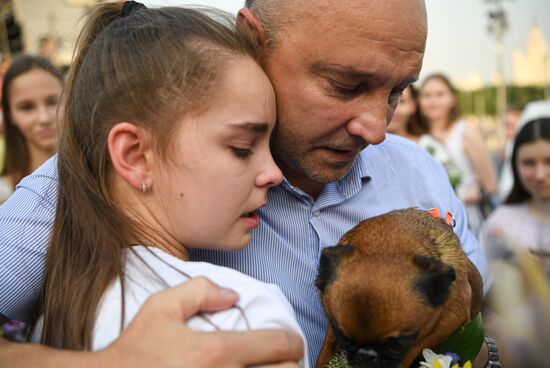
xmin=0 ymin=55 xmax=63 ymax=203
xmin=387 ymin=85 xmax=427 ymax=142
xmin=388 ymin=85 xmax=462 ymax=191
xmin=419 ymin=73 xmax=497 ymax=235
xmin=479 ymin=112 xmax=550 ymax=270
xmin=38 ymin=3 xmax=307 ymax=366
xmin=479 ymin=107 xmax=550 ymax=368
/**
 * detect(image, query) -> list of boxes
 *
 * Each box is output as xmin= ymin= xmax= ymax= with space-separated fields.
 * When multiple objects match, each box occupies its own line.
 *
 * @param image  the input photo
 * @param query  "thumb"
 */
xmin=144 ymin=276 xmax=240 ymax=322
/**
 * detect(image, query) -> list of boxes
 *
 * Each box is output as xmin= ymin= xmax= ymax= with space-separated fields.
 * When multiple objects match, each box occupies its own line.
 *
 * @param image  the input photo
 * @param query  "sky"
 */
xmin=144 ymin=0 xmax=550 ymax=86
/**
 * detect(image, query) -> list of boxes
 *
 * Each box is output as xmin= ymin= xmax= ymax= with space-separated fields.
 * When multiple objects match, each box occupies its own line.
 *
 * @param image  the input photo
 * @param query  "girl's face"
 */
xmin=516 ymin=139 xmax=550 ymax=202
xmin=419 ymin=78 xmax=456 ymax=123
xmin=387 ymin=86 xmax=416 ymax=134
xmin=8 ymin=68 xmax=62 ymax=153
xmin=153 ymin=57 xmax=282 ymax=251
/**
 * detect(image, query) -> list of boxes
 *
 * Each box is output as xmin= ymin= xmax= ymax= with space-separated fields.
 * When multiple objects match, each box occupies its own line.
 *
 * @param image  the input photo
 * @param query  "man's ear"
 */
xmin=237 ymin=7 xmax=266 ymax=44
xmin=108 ymin=122 xmax=153 ymax=192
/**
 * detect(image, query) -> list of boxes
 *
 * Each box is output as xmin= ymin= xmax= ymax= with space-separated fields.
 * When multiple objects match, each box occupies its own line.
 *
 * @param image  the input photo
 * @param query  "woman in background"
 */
xmin=0 ymin=55 xmax=63 ymax=203
xmin=419 ymin=73 xmax=497 ymax=235
xmin=479 ymin=111 xmax=550 ymax=270
xmin=387 ymin=85 xmax=427 ymax=142
xmin=388 ymin=85 xmax=462 ymax=191
xmin=479 ymin=105 xmax=550 ymax=368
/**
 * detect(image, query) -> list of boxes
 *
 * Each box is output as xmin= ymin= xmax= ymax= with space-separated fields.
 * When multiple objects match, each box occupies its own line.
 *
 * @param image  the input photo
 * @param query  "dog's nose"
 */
xmin=357 ymin=348 xmax=378 ymax=359
xmin=349 ymin=348 xmax=400 ymax=368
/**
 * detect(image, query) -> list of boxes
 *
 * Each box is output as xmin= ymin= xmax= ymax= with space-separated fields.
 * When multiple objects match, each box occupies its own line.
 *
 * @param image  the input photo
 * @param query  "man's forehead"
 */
xmin=278 ymin=0 xmax=427 ymax=43
xmin=285 ymin=0 xmax=426 ymax=20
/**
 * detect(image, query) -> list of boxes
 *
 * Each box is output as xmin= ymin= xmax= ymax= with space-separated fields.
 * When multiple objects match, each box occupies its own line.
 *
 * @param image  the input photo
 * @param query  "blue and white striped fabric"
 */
xmin=0 ymin=134 xmax=489 ymax=364
xmin=0 ymin=157 xmax=58 ymax=322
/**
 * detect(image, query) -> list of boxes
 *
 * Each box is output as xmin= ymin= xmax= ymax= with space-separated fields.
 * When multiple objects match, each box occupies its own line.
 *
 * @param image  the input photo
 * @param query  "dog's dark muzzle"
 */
xmin=346 ymin=347 xmax=401 ymax=368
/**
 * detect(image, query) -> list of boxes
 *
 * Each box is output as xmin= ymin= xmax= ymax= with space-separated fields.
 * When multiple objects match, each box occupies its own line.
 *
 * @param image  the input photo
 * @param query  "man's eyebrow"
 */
xmin=228 ymin=122 xmax=269 ymax=134
xmin=311 ymin=62 xmax=419 ymax=85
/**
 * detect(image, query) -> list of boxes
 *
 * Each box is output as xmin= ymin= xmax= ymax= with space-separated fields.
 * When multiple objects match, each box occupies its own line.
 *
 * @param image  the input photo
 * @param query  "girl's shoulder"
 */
xmin=93 ymin=246 xmax=307 ymax=358
xmin=485 ymin=203 xmax=529 ymax=227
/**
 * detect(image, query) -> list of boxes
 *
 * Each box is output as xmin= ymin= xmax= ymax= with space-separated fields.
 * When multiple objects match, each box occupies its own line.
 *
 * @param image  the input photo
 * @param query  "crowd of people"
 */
xmin=0 ymin=0 xmax=548 ymax=367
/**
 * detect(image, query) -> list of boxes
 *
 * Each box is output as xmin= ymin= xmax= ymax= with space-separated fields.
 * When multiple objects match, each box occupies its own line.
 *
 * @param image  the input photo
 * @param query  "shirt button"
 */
xmin=312 ymin=210 xmax=321 ymax=217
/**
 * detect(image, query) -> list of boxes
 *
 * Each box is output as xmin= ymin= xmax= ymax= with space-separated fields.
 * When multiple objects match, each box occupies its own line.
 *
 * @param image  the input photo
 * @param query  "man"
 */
xmin=0 ymin=0 xmax=491 ymax=366
xmin=194 ymin=0 xmax=490 ymax=364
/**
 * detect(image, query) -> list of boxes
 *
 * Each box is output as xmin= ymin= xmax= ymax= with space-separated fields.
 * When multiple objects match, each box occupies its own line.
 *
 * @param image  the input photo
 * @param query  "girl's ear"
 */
xmin=108 ymin=122 xmax=153 ymax=192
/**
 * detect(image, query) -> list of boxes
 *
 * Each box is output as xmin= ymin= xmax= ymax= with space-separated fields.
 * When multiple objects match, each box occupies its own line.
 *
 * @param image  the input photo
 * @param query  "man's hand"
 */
xmin=0 ymin=277 xmax=304 ymax=368
xmin=101 ymin=276 xmax=304 ymax=368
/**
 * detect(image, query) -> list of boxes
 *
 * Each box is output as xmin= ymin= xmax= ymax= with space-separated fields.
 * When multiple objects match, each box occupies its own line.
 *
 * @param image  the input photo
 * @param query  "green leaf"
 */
xmin=437 ymin=313 xmax=484 ymax=364
xmin=325 ymin=351 xmax=352 ymax=368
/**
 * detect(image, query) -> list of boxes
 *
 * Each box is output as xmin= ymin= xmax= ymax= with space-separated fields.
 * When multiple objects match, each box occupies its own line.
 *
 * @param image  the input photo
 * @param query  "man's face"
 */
xmin=261 ymin=0 xmax=427 ymax=191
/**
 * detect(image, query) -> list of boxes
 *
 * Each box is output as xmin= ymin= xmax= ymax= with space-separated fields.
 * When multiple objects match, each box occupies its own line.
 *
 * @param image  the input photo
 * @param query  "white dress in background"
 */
xmin=443 ymin=121 xmax=485 ymax=235
xmin=479 ymin=203 xmax=550 ymax=258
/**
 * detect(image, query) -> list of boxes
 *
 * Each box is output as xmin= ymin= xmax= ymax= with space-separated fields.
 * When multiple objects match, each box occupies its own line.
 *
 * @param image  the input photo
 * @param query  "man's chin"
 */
xmin=304 ymin=162 xmax=355 ymax=184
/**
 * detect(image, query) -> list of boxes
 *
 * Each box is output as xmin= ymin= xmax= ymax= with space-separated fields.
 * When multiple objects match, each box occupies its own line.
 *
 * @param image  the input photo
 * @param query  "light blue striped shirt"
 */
xmin=0 ymin=134 xmax=489 ymax=364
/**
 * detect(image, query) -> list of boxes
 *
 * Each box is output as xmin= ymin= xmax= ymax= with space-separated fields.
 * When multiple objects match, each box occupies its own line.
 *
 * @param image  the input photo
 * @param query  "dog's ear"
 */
xmin=316 ymin=245 xmax=354 ymax=293
xmin=413 ymin=254 xmax=456 ymax=307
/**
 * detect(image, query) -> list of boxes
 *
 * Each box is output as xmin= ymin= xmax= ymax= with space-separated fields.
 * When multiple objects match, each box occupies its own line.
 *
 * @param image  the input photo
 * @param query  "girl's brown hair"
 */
xmin=506 ymin=118 xmax=550 ymax=204
xmin=40 ymin=2 xmax=261 ymax=349
xmin=404 ymin=84 xmax=429 ymax=137
xmin=421 ymin=73 xmax=461 ymax=128
xmin=0 ymin=55 xmax=63 ymax=188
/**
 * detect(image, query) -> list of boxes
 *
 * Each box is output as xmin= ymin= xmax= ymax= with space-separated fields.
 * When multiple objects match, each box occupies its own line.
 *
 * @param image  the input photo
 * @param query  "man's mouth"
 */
xmin=321 ymin=146 xmax=362 ymax=162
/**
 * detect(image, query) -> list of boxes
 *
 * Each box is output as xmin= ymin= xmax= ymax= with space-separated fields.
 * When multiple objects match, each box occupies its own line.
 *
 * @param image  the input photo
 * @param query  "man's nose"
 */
xmin=345 ymin=102 xmax=388 ymax=145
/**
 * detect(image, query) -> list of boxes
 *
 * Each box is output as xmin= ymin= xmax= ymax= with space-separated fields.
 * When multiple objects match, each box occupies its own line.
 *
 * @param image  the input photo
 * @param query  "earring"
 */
xmin=141 ymin=182 xmax=148 ymax=193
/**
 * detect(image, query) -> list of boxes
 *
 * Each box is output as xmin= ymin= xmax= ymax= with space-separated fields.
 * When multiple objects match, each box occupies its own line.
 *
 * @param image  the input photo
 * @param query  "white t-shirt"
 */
xmin=93 ymin=246 xmax=309 ymax=367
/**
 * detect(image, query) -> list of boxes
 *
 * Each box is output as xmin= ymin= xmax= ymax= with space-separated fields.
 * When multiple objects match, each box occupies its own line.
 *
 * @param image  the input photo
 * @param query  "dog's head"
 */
xmin=316 ymin=208 xmax=462 ymax=367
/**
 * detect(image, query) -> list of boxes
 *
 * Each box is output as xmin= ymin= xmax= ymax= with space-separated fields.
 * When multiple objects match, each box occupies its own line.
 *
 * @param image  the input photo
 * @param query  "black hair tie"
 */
xmin=121 ymin=1 xmax=147 ymax=17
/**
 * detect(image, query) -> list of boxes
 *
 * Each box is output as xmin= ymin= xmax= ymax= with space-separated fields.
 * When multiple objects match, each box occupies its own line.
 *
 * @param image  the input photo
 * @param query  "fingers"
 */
xmin=142 ymin=277 xmax=239 ymax=321
xmin=216 ymin=329 xmax=304 ymax=366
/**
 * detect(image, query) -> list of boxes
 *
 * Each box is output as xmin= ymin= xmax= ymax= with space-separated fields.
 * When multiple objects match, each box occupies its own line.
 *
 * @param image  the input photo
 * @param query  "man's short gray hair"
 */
xmin=243 ymin=0 xmax=289 ymax=51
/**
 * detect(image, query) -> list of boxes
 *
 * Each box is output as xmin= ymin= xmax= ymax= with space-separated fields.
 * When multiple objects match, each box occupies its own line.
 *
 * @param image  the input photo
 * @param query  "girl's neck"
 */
xmin=429 ymin=118 xmax=453 ymax=139
xmin=28 ymin=145 xmax=55 ymax=172
xmin=527 ymin=199 xmax=550 ymax=223
xmin=112 ymin=177 xmax=190 ymax=261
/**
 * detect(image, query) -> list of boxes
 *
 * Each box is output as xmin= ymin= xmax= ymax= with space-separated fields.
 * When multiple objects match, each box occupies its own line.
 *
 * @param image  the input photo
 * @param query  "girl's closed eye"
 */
xmin=232 ymin=147 xmax=254 ymax=158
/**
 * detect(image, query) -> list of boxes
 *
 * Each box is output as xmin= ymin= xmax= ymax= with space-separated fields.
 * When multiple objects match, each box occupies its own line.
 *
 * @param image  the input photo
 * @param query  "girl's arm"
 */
xmin=463 ymin=124 xmax=497 ymax=195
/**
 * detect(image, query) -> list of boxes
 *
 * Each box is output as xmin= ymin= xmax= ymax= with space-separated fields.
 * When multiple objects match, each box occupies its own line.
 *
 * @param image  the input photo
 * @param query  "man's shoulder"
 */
xmin=359 ymin=134 xmax=442 ymax=171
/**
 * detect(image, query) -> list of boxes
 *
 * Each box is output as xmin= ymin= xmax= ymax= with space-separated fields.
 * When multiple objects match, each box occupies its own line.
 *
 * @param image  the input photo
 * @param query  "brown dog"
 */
xmin=315 ymin=208 xmax=483 ymax=368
